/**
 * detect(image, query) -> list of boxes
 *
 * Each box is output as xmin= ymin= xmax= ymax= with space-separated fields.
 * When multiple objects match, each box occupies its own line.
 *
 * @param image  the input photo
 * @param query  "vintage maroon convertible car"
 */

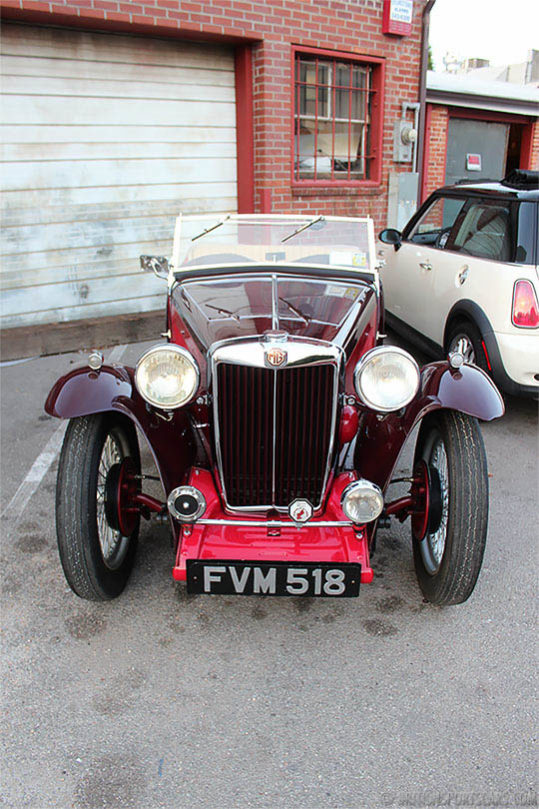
xmin=45 ymin=215 xmax=504 ymax=604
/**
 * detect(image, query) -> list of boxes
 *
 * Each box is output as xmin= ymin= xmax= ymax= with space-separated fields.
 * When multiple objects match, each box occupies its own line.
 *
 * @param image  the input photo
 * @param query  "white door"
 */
xmin=379 ymin=195 xmax=468 ymax=344
xmin=0 ymin=24 xmax=238 ymax=328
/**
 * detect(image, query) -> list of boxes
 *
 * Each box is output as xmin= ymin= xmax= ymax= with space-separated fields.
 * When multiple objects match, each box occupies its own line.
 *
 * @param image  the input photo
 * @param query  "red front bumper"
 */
xmin=172 ymin=468 xmax=374 ymax=585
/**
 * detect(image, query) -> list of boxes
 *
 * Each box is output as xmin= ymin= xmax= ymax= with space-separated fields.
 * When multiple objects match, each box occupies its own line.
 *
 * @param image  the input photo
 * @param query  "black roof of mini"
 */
xmin=436 ymin=170 xmax=539 ymax=201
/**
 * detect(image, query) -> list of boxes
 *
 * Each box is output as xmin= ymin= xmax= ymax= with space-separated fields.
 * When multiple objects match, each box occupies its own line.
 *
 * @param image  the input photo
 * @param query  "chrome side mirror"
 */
xmin=140 ymin=255 xmax=170 ymax=279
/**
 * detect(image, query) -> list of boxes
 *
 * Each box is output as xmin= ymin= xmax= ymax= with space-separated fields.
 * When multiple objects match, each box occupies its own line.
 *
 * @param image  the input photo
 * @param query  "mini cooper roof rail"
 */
xmin=455 ymin=177 xmax=498 ymax=185
xmin=501 ymin=169 xmax=539 ymax=189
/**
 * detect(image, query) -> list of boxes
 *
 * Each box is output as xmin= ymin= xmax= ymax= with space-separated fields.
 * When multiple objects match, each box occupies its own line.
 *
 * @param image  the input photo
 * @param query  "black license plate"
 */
xmin=186 ymin=560 xmax=360 ymax=597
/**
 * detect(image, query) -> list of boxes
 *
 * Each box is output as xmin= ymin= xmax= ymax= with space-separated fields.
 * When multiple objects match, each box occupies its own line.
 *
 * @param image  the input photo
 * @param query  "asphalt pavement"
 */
xmin=0 ymin=337 xmax=537 ymax=809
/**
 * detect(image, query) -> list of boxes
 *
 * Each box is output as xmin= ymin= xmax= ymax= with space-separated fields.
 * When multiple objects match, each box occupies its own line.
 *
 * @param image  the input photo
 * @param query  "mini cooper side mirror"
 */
xmin=140 ymin=255 xmax=170 ymax=279
xmin=379 ymin=228 xmax=402 ymax=250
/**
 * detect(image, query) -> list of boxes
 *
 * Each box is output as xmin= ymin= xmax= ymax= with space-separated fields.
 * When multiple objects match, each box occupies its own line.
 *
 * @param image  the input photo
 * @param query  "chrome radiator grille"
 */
xmin=215 ymin=363 xmax=337 ymax=508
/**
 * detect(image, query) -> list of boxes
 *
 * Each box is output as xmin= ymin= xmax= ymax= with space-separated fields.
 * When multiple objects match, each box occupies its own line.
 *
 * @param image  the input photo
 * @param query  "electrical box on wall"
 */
xmin=387 ymin=171 xmax=419 ymax=230
xmin=382 ymin=0 xmax=414 ymax=36
xmin=393 ymin=119 xmax=417 ymax=163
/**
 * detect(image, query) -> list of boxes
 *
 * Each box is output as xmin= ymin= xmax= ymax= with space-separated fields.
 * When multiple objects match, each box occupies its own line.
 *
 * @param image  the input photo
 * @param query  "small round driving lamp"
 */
xmin=135 ymin=344 xmax=199 ymax=410
xmin=354 ymin=346 xmax=420 ymax=412
xmin=341 ymin=480 xmax=384 ymax=524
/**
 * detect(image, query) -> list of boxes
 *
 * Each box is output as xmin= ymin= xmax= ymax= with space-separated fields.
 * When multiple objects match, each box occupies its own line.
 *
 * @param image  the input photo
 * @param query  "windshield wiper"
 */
xmin=279 ymin=297 xmax=310 ymax=324
xmin=191 ymin=215 xmax=231 ymax=242
xmin=281 ymin=215 xmax=325 ymax=243
xmin=205 ymin=303 xmax=239 ymax=321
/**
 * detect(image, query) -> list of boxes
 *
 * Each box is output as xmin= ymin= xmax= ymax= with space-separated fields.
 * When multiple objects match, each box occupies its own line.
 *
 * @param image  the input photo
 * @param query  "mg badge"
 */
xmin=289 ymin=498 xmax=313 ymax=524
xmin=266 ymin=347 xmax=287 ymax=367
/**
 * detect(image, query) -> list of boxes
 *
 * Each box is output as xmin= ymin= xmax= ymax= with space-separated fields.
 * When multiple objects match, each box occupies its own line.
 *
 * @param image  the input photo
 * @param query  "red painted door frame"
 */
xmin=448 ymin=107 xmax=536 ymax=171
xmin=422 ymin=104 xmax=537 ymax=202
xmin=235 ymin=45 xmax=255 ymax=213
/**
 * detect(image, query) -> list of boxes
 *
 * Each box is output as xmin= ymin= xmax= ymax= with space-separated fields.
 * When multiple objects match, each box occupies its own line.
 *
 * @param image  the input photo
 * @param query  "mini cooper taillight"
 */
xmin=512 ymin=280 xmax=539 ymax=328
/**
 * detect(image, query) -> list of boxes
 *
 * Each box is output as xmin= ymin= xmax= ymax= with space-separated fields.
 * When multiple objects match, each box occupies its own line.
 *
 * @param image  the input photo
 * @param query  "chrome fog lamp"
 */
xmin=354 ymin=346 xmax=420 ymax=412
xmin=167 ymin=486 xmax=206 ymax=523
xmin=135 ymin=345 xmax=199 ymax=409
xmin=341 ymin=480 xmax=384 ymax=524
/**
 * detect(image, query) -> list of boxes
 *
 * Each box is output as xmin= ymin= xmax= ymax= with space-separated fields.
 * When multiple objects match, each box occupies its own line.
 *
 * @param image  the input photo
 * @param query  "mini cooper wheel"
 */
xmin=56 ymin=414 xmax=141 ymax=600
xmin=446 ymin=320 xmax=488 ymax=372
xmin=412 ymin=410 xmax=489 ymax=605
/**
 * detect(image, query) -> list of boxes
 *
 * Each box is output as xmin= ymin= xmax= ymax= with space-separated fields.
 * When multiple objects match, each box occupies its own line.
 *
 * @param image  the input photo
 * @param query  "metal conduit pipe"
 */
xmin=416 ymin=0 xmax=437 ymax=203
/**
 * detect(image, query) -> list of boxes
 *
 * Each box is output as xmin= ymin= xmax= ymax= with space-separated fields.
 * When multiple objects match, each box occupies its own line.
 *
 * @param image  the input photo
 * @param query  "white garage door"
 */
xmin=0 ymin=23 xmax=237 ymax=328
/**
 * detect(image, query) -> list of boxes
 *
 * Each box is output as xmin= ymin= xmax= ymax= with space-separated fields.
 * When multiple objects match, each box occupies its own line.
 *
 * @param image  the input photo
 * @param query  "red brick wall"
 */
xmin=1 ymin=0 xmax=428 ymax=230
xmin=423 ymin=104 xmax=448 ymax=199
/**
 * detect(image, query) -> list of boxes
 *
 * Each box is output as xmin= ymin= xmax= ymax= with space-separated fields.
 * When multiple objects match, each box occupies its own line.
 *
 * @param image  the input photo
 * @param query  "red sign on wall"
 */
xmin=382 ymin=0 xmax=414 ymax=36
xmin=466 ymin=153 xmax=482 ymax=171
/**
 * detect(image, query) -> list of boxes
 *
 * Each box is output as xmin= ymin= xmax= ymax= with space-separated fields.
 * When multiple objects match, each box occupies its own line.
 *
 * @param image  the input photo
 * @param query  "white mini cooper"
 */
xmin=378 ymin=170 xmax=539 ymax=396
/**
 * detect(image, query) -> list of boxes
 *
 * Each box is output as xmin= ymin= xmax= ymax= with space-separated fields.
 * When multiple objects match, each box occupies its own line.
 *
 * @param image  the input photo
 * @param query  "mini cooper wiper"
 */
xmin=280 ymin=215 xmax=325 ymax=243
xmin=191 ymin=214 xmax=231 ymax=242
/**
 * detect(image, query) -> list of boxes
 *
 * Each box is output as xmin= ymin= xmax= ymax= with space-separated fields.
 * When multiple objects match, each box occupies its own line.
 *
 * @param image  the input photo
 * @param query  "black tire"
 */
xmin=446 ymin=319 xmax=488 ymax=373
xmin=56 ymin=413 xmax=140 ymax=601
xmin=412 ymin=410 xmax=489 ymax=606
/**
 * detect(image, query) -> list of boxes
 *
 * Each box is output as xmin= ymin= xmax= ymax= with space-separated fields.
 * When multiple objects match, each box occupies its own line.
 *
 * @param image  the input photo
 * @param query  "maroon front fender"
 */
xmin=354 ymin=361 xmax=504 ymax=492
xmin=45 ymin=365 xmax=133 ymax=419
xmin=45 ymin=365 xmax=195 ymax=494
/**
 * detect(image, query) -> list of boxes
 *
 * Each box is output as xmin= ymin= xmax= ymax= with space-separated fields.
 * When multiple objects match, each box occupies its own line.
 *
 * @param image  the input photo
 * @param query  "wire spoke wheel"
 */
xmin=412 ymin=410 xmax=489 ymax=606
xmin=56 ymin=414 xmax=140 ymax=600
xmin=419 ymin=437 xmax=449 ymax=575
xmin=96 ymin=434 xmax=130 ymax=570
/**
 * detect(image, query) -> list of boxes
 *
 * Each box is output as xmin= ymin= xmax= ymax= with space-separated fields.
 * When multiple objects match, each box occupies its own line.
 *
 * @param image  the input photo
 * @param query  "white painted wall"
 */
xmin=0 ymin=23 xmax=238 ymax=328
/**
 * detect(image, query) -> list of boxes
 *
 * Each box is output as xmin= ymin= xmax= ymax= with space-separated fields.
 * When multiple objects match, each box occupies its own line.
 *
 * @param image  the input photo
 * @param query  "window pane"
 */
xmin=300 ymin=84 xmax=316 ymax=117
xmin=318 ymin=63 xmax=330 ymax=87
xmin=350 ymin=90 xmax=365 ymax=121
xmin=299 ymin=60 xmax=316 ymax=84
xmin=295 ymin=120 xmax=331 ymax=178
xmin=452 ymin=201 xmax=512 ymax=261
xmin=333 ymin=121 xmax=363 ymax=174
xmin=352 ymin=66 xmax=366 ymax=89
xmin=407 ymin=196 xmax=467 ymax=247
xmin=515 ymin=202 xmax=537 ymax=265
xmin=336 ymin=64 xmax=350 ymax=87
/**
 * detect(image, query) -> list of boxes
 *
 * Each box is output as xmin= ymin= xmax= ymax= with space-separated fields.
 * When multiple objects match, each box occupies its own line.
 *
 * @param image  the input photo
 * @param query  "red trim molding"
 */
xmin=235 ymin=45 xmax=255 ymax=213
xmin=519 ymin=123 xmax=534 ymax=169
xmin=420 ymin=102 xmax=432 ymax=204
xmin=448 ymin=107 xmax=532 ymax=125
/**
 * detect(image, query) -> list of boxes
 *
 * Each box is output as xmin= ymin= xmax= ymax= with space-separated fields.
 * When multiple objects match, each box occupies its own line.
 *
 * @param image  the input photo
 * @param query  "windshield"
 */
xmin=172 ymin=214 xmax=375 ymax=273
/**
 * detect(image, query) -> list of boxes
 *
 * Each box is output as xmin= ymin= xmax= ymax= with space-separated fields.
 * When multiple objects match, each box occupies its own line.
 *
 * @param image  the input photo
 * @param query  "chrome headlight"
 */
xmin=341 ymin=479 xmax=384 ymax=524
xmin=135 ymin=345 xmax=199 ymax=409
xmin=354 ymin=346 xmax=420 ymax=412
